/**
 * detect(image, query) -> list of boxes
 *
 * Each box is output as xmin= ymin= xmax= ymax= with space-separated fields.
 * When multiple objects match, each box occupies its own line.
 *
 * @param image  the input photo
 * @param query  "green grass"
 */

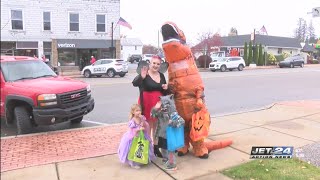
xmin=222 ymin=158 xmax=320 ymax=180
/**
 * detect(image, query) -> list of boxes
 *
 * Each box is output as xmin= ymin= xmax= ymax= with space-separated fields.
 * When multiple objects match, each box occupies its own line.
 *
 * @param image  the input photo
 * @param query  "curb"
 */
xmin=212 ymin=103 xmax=276 ymax=118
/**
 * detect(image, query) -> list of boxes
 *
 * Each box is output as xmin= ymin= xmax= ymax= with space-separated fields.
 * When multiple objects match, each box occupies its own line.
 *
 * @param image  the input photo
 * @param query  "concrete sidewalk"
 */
xmin=1 ymin=100 xmax=320 ymax=180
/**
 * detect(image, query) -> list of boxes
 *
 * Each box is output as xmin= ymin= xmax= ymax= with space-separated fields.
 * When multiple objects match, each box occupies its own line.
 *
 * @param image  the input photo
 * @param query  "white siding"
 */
xmin=1 ymin=0 xmax=120 ymax=56
xmin=121 ymin=45 xmax=143 ymax=60
xmin=267 ymin=47 xmax=301 ymax=56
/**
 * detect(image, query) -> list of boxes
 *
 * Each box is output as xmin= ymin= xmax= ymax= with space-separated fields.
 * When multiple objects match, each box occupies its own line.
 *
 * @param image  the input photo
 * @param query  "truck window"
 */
xmin=1 ymin=60 xmax=56 ymax=82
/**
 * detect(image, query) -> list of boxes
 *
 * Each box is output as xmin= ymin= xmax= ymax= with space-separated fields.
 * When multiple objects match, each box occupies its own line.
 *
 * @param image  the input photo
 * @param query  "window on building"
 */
xmin=121 ymin=46 xmax=123 ymax=50
xmin=135 ymin=46 xmax=137 ymax=50
xmin=43 ymin=12 xmax=51 ymax=31
xmin=240 ymin=49 xmax=244 ymax=56
xmin=11 ymin=10 xmax=23 ymax=30
xmin=96 ymin=14 xmax=105 ymax=32
xmin=278 ymin=48 xmax=283 ymax=54
xmin=69 ymin=13 xmax=79 ymax=31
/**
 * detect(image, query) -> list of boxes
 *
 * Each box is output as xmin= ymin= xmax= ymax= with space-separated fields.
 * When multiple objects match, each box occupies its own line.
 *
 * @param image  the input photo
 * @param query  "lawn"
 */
xmin=222 ymin=158 xmax=320 ymax=180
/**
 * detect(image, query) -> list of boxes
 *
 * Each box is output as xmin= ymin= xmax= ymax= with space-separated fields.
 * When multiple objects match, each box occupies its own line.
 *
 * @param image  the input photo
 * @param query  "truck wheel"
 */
xmin=107 ymin=69 xmax=116 ymax=78
xmin=71 ymin=116 xmax=83 ymax=123
xmin=84 ymin=70 xmax=91 ymax=78
xmin=14 ymin=106 xmax=32 ymax=134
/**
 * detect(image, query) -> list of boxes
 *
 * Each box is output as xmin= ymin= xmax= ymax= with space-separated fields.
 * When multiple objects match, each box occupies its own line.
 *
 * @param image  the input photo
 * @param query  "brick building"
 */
xmin=0 ymin=0 xmax=120 ymax=67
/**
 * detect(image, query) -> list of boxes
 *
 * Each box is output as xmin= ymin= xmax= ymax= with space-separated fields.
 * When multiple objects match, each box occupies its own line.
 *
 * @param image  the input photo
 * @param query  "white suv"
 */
xmin=209 ymin=56 xmax=246 ymax=72
xmin=142 ymin=54 xmax=154 ymax=63
xmin=81 ymin=59 xmax=128 ymax=78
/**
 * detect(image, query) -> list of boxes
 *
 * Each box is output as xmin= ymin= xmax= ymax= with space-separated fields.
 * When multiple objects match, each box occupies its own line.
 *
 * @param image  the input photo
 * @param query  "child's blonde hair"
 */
xmin=129 ymin=104 xmax=141 ymax=119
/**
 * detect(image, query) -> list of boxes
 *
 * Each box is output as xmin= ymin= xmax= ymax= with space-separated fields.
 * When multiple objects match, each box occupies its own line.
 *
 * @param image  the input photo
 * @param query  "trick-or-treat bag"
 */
xmin=128 ymin=130 xmax=149 ymax=164
xmin=190 ymin=108 xmax=210 ymax=142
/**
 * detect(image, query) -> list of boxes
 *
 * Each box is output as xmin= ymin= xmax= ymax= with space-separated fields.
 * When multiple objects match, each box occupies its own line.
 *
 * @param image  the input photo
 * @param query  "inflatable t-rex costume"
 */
xmin=161 ymin=22 xmax=232 ymax=159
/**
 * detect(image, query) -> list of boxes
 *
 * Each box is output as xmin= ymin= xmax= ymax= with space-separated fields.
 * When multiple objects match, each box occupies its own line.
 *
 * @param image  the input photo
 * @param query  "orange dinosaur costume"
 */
xmin=161 ymin=22 xmax=232 ymax=158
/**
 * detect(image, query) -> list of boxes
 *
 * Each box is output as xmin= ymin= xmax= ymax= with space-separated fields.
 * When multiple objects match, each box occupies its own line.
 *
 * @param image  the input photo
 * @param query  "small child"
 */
xmin=118 ymin=104 xmax=155 ymax=169
xmin=151 ymin=95 xmax=185 ymax=171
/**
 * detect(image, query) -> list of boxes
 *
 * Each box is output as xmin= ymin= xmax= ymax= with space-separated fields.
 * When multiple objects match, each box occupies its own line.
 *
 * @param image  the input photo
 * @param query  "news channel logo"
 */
xmin=250 ymin=146 xmax=294 ymax=159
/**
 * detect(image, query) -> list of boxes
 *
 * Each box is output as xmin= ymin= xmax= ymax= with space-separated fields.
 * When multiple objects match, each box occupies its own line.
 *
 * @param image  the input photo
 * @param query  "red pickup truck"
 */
xmin=0 ymin=56 xmax=95 ymax=134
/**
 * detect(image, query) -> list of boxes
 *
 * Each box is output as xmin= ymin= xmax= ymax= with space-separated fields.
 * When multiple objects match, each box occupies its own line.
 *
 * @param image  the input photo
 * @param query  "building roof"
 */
xmin=120 ymin=38 xmax=143 ymax=46
xmin=302 ymin=44 xmax=317 ymax=52
xmin=220 ymin=34 xmax=302 ymax=48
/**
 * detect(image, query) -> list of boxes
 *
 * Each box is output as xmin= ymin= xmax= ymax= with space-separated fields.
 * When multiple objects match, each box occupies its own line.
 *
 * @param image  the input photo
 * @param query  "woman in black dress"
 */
xmin=132 ymin=55 xmax=168 ymax=157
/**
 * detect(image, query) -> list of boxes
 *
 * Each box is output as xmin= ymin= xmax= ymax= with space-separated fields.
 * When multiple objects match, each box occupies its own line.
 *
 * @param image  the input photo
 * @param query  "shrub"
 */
xmin=267 ymin=53 xmax=277 ymax=65
xmin=275 ymin=55 xmax=284 ymax=62
xmin=282 ymin=52 xmax=291 ymax=59
xmin=196 ymin=55 xmax=212 ymax=68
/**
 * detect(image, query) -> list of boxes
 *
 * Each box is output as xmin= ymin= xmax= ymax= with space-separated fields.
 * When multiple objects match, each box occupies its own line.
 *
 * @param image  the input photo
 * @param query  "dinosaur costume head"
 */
xmin=161 ymin=22 xmax=186 ymax=44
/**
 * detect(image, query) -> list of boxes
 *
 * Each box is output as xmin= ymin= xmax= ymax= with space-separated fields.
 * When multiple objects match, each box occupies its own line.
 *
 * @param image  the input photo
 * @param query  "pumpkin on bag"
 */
xmin=190 ymin=108 xmax=211 ymax=142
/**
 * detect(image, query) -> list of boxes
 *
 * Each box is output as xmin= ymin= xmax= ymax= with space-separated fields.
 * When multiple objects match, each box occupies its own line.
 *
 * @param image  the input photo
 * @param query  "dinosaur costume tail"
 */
xmin=205 ymin=139 xmax=233 ymax=152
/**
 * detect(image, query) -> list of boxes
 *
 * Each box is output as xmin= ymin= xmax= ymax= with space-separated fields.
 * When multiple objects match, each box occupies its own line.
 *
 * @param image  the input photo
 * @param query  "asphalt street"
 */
xmin=1 ymin=65 xmax=320 ymax=136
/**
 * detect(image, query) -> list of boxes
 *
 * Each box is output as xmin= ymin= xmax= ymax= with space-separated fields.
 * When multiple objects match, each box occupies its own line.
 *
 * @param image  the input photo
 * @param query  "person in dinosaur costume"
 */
xmin=161 ymin=22 xmax=233 ymax=159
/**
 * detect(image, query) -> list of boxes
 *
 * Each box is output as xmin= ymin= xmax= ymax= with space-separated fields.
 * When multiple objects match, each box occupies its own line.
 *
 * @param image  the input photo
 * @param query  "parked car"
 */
xmin=81 ymin=59 xmax=128 ymax=78
xmin=142 ymin=54 xmax=154 ymax=63
xmin=0 ymin=56 xmax=95 ymax=134
xmin=279 ymin=55 xmax=304 ymax=68
xmin=128 ymin=54 xmax=142 ymax=63
xmin=209 ymin=56 xmax=246 ymax=72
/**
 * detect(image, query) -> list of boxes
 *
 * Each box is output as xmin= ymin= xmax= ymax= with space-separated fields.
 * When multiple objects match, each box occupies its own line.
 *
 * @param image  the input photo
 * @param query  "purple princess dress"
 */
xmin=118 ymin=116 xmax=155 ymax=166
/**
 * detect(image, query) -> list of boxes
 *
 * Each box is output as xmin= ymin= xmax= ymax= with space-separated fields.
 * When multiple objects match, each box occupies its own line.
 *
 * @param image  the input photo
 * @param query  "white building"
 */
xmin=1 ymin=0 xmax=120 ymax=67
xmin=120 ymin=38 xmax=143 ymax=60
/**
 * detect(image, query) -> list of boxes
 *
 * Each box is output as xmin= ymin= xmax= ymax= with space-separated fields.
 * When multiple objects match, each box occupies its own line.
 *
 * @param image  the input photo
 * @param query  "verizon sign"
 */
xmin=57 ymin=43 xmax=76 ymax=48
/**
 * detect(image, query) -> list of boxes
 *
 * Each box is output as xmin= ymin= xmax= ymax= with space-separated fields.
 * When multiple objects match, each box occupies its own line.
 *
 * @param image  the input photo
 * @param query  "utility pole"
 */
xmin=111 ymin=22 xmax=114 ymax=58
xmin=157 ymin=30 xmax=160 ymax=53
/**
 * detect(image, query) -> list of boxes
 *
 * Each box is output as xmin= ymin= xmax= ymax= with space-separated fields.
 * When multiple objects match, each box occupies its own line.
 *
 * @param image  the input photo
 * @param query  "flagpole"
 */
xmin=111 ymin=22 xmax=114 ymax=58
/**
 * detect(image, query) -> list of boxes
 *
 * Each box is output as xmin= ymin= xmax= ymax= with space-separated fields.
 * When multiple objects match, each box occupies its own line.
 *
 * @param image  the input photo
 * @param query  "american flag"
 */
xmin=117 ymin=17 xmax=132 ymax=30
xmin=259 ymin=25 xmax=268 ymax=35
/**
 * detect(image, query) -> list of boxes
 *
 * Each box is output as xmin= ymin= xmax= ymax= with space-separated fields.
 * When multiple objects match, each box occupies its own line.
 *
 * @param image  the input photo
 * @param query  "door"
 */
xmin=91 ymin=60 xmax=104 ymax=74
xmin=100 ymin=60 xmax=112 ymax=73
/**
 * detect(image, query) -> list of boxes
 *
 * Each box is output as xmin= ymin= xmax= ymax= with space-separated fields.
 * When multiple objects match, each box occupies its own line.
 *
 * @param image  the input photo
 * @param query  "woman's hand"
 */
xmin=162 ymin=84 xmax=168 ymax=90
xmin=141 ymin=66 xmax=148 ymax=79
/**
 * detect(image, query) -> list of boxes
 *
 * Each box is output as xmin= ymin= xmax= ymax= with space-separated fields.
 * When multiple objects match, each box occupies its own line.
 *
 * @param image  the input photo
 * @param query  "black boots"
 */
xmin=154 ymin=145 xmax=163 ymax=158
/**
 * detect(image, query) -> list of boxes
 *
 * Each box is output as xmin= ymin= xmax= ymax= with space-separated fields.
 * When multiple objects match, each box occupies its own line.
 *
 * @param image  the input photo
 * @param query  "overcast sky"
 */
xmin=119 ymin=0 xmax=319 ymax=46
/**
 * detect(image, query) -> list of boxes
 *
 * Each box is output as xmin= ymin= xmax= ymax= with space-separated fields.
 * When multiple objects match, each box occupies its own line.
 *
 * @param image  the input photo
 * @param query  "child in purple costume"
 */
xmin=118 ymin=104 xmax=155 ymax=169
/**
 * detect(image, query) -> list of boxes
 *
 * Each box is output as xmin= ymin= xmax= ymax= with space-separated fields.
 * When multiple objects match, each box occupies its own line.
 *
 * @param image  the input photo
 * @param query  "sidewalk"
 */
xmin=1 ymin=100 xmax=320 ymax=180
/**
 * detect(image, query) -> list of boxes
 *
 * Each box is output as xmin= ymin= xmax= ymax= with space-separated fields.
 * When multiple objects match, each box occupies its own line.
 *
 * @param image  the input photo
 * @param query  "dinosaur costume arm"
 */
xmin=195 ymin=86 xmax=205 ymax=110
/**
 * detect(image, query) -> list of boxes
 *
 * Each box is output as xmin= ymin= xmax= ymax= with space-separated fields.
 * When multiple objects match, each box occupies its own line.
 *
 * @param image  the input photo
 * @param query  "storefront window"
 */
xmin=58 ymin=49 xmax=76 ymax=66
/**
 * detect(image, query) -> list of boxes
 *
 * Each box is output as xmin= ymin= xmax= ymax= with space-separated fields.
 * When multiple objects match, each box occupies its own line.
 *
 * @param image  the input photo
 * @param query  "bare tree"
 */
xmin=294 ymin=18 xmax=307 ymax=42
xmin=142 ymin=44 xmax=158 ymax=54
xmin=191 ymin=31 xmax=223 ymax=55
xmin=308 ymin=20 xmax=317 ymax=44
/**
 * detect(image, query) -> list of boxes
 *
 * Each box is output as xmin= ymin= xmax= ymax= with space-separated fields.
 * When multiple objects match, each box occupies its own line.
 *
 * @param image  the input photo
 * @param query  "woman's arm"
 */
xmin=132 ymin=74 xmax=143 ymax=87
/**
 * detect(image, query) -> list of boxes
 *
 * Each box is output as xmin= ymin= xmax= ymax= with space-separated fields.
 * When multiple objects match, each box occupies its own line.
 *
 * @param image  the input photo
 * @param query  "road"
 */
xmin=1 ymin=65 xmax=320 ymax=136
